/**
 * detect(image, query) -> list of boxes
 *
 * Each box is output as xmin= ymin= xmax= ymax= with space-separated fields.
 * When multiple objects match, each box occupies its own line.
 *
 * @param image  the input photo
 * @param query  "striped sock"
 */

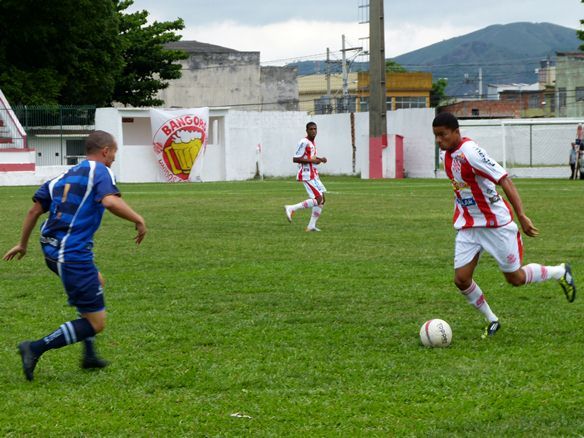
xmin=291 ymin=198 xmax=317 ymax=211
xmin=522 ymin=263 xmax=564 ymax=284
xmin=30 ymin=318 xmax=96 ymax=357
xmin=308 ymin=205 xmax=323 ymax=228
xmin=460 ymin=281 xmax=498 ymax=323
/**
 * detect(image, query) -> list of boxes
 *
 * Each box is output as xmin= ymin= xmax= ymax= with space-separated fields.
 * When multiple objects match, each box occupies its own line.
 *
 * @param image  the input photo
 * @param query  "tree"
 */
xmin=385 ymin=60 xmax=407 ymax=73
xmin=0 ymin=0 xmax=187 ymax=106
xmin=0 ymin=0 xmax=122 ymax=106
xmin=113 ymin=0 xmax=188 ymax=107
xmin=430 ymin=78 xmax=449 ymax=107
xmin=579 ymin=1 xmax=584 ymax=51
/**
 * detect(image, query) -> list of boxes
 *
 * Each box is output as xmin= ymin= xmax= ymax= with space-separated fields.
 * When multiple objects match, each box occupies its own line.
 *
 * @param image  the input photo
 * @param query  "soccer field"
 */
xmin=0 ymin=177 xmax=582 ymax=436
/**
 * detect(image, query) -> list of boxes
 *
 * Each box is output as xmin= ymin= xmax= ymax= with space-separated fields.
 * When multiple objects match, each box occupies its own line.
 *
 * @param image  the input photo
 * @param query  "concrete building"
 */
xmin=357 ymin=71 xmax=432 ymax=112
xmin=555 ymin=52 xmax=584 ymax=118
xmin=298 ymin=71 xmax=432 ymax=114
xmin=157 ymin=41 xmax=298 ymax=111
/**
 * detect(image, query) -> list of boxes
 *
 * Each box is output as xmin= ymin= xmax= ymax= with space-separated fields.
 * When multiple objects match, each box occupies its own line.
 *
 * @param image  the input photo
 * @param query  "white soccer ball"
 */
xmin=419 ymin=319 xmax=452 ymax=348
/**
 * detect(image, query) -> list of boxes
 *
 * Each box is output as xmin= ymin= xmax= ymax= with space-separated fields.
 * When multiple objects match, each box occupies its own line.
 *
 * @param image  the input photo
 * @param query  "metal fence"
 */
xmin=13 ymin=105 xmax=96 ymax=129
xmin=1 ymin=106 xmax=96 ymax=165
xmin=460 ymin=118 xmax=582 ymax=168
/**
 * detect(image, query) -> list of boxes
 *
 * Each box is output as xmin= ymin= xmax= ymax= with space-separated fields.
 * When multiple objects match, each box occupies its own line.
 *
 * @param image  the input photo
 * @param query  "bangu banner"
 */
xmin=150 ymin=108 xmax=209 ymax=182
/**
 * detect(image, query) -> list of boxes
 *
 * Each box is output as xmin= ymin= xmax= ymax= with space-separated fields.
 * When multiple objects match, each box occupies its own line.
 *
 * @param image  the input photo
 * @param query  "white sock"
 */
xmin=521 ymin=263 xmax=565 ymax=284
xmin=290 ymin=199 xmax=317 ymax=212
xmin=461 ymin=281 xmax=498 ymax=323
xmin=308 ymin=205 xmax=322 ymax=228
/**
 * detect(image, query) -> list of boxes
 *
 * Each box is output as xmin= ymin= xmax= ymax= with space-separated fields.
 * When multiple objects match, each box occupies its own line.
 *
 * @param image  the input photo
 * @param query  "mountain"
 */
xmin=288 ymin=22 xmax=581 ymax=99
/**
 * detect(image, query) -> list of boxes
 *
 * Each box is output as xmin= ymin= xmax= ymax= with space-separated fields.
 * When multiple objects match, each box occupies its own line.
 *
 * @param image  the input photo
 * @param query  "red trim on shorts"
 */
xmin=516 ymin=230 xmax=523 ymax=265
xmin=305 ymin=180 xmax=321 ymax=198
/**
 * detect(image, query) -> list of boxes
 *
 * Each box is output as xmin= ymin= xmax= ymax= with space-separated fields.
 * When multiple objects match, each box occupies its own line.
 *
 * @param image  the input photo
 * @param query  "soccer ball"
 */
xmin=419 ymin=319 xmax=452 ymax=348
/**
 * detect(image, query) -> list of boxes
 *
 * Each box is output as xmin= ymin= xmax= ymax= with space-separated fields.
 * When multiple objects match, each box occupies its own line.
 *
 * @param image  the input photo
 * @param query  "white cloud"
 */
xmin=182 ymin=19 xmax=479 ymax=65
xmin=384 ymin=22 xmax=478 ymax=57
xmin=183 ymin=20 xmax=366 ymax=65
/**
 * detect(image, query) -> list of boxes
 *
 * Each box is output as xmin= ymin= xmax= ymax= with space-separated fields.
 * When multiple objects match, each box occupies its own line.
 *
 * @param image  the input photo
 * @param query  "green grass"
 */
xmin=0 ymin=177 xmax=583 ymax=436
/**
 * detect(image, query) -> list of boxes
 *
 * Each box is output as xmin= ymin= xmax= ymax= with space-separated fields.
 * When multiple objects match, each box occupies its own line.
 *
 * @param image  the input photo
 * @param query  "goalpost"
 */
xmin=460 ymin=118 xmax=582 ymax=178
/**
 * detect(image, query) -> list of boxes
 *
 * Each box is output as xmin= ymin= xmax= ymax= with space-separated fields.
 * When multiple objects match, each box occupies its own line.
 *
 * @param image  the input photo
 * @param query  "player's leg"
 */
xmin=488 ymin=222 xmax=576 ymax=302
xmin=18 ymin=261 xmax=105 ymax=380
xmin=79 ymin=272 xmax=109 ymax=368
xmin=306 ymin=178 xmax=326 ymax=231
xmin=454 ymin=230 xmax=499 ymax=335
xmin=284 ymin=181 xmax=319 ymax=222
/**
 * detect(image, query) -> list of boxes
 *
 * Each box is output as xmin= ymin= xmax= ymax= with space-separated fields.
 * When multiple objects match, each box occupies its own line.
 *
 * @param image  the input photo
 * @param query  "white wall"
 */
xmin=1 ymin=107 xmax=439 ymax=185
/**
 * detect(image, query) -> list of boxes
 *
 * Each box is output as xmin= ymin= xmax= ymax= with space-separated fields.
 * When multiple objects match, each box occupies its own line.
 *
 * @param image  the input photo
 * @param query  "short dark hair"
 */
xmin=432 ymin=112 xmax=459 ymax=130
xmin=86 ymin=130 xmax=115 ymax=155
xmin=306 ymin=122 xmax=317 ymax=130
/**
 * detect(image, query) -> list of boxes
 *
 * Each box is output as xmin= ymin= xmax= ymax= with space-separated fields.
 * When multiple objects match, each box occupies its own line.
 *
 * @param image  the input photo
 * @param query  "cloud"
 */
xmin=182 ymin=19 xmax=478 ymax=64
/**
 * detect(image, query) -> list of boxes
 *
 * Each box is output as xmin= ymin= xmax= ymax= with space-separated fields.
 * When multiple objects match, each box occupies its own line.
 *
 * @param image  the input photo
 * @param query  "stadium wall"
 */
xmin=0 ymin=107 xmax=437 ymax=185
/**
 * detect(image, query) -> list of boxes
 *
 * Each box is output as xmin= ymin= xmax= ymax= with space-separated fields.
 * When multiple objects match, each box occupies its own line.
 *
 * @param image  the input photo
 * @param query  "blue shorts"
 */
xmin=45 ymin=258 xmax=105 ymax=313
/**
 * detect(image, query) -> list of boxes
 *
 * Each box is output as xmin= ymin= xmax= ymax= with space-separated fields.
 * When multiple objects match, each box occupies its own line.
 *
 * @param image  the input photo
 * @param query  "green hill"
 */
xmin=393 ymin=22 xmax=580 ymax=98
xmin=291 ymin=22 xmax=581 ymax=99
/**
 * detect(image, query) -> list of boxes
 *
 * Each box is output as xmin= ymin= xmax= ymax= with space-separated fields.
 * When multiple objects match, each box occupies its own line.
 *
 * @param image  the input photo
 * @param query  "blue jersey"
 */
xmin=34 ymin=160 xmax=120 ymax=263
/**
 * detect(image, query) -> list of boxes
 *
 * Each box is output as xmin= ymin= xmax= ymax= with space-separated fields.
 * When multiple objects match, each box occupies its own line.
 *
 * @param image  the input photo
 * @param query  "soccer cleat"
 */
xmin=305 ymin=226 xmax=321 ymax=232
xmin=559 ymin=262 xmax=576 ymax=303
xmin=481 ymin=321 xmax=501 ymax=339
xmin=81 ymin=356 xmax=109 ymax=369
xmin=18 ymin=341 xmax=39 ymax=381
xmin=284 ymin=205 xmax=294 ymax=223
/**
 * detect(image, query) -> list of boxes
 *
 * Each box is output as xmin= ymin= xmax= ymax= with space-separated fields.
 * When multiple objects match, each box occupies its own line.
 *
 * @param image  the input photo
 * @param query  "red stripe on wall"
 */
xmin=0 ymin=163 xmax=35 ymax=171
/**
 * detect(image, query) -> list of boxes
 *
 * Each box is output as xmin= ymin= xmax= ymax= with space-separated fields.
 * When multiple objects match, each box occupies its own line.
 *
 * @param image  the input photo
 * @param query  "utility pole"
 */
xmin=342 ymin=35 xmax=348 ymax=97
xmin=368 ymin=0 xmax=386 ymax=179
xmin=478 ymin=67 xmax=483 ymax=99
xmin=326 ymin=48 xmax=331 ymax=98
xmin=340 ymin=34 xmax=362 ymax=112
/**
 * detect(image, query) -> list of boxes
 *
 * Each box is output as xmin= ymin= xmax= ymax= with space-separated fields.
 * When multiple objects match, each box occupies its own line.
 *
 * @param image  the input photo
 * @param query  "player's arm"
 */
xmin=3 ymin=201 xmax=46 ymax=261
xmin=499 ymin=176 xmax=539 ymax=237
xmin=101 ymin=194 xmax=147 ymax=244
xmin=293 ymin=156 xmax=324 ymax=164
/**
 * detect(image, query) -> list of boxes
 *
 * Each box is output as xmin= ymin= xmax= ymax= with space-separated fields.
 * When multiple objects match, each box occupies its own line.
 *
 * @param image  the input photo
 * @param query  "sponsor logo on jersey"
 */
xmin=457 ymin=197 xmax=476 ymax=207
xmin=474 ymin=146 xmax=497 ymax=167
xmin=451 ymin=180 xmax=469 ymax=190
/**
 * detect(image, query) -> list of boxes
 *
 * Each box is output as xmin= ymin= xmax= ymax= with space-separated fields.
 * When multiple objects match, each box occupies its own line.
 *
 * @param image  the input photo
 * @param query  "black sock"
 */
xmin=30 ymin=318 xmax=96 ymax=357
xmin=83 ymin=337 xmax=97 ymax=358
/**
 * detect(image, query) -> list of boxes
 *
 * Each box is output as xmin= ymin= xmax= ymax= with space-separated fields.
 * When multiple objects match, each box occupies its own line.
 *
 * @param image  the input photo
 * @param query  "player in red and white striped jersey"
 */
xmin=433 ymin=112 xmax=576 ymax=338
xmin=284 ymin=122 xmax=328 ymax=232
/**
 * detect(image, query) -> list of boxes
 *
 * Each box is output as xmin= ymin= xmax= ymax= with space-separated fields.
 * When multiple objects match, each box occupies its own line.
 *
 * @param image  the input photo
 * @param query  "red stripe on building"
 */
xmin=0 ymin=163 xmax=35 ymax=171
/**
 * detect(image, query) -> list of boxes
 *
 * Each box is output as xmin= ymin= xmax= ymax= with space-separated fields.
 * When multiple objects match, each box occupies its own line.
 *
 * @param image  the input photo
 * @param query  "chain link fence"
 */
xmin=459 ymin=119 xmax=581 ymax=170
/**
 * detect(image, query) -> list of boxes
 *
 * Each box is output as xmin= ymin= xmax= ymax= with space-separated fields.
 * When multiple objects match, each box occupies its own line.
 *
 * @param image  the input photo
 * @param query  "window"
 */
xmin=471 ymin=108 xmax=479 ymax=116
xmin=559 ymin=88 xmax=567 ymax=108
xmin=359 ymin=97 xmax=368 ymax=112
xmin=66 ymin=139 xmax=85 ymax=165
xmin=394 ymin=96 xmax=427 ymax=109
xmin=576 ymin=87 xmax=584 ymax=102
xmin=528 ymin=94 xmax=540 ymax=109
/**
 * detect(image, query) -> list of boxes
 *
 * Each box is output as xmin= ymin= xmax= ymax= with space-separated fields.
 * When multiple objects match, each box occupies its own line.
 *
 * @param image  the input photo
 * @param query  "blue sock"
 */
xmin=30 ymin=318 xmax=96 ymax=357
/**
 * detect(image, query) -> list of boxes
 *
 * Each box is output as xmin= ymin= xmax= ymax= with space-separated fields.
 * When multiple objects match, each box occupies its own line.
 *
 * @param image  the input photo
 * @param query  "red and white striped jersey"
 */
xmin=294 ymin=137 xmax=318 ymax=181
xmin=443 ymin=138 xmax=513 ymax=229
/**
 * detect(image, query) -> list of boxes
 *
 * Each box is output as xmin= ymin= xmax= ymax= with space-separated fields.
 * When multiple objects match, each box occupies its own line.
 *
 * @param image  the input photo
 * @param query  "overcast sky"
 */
xmin=128 ymin=0 xmax=583 ymax=65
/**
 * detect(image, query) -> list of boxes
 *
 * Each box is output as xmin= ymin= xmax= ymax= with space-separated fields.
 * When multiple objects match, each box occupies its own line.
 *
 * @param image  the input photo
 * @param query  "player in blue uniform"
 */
xmin=3 ymin=130 xmax=147 ymax=381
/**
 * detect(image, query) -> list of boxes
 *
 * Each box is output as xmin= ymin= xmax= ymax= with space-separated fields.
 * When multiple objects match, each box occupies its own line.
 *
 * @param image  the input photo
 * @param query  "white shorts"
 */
xmin=302 ymin=177 xmax=327 ymax=199
xmin=454 ymin=221 xmax=523 ymax=273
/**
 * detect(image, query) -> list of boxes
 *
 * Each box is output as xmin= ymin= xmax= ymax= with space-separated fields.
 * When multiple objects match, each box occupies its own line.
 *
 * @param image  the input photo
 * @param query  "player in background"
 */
xmin=3 ymin=130 xmax=147 ymax=381
xmin=432 ymin=112 xmax=576 ymax=338
xmin=285 ymin=122 xmax=328 ymax=232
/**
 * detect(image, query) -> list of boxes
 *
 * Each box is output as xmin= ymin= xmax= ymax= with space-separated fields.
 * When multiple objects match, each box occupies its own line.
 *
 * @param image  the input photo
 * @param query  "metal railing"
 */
xmin=0 ymin=90 xmax=28 ymax=149
xmin=13 ymin=105 xmax=96 ymax=129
